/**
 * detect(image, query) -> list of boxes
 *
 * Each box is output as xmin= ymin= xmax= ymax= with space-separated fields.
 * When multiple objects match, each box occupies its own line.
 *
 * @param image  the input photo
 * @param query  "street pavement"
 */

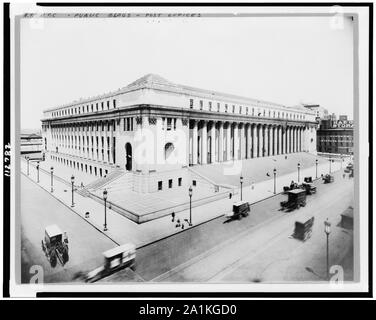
xmin=20 ymin=154 xmax=351 ymax=283
xmin=102 ymin=168 xmax=354 ymax=283
xmin=20 ymin=174 xmax=117 ymax=283
xmin=21 ymin=155 xmax=348 ymax=248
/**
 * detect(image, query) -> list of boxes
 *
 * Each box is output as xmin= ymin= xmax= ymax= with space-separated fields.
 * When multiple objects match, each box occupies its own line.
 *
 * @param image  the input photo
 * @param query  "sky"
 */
xmin=20 ymin=14 xmax=354 ymax=129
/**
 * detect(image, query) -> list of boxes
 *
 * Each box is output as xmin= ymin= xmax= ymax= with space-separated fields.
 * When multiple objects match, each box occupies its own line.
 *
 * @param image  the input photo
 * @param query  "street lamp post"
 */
xmin=324 ymin=218 xmax=331 ymax=281
xmin=297 ymin=163 xmax=301 ymax=183
xmin=315 ymin=159 xmax=318 ymax=179
xmin=71 ymin=175 xmax=75 ymax=207
xmin=273 ymin=168 xmax=277 ymax=194
xmin=26 ymin=157 xmax=30 ymax=175
xmin=103 ymin=189 xmax=108 ymax=231
xmin=189 ymin=186 xmax=193 ymax=226
xmin=240 ymin=176 xmax=243 ymax=201
xmin=329 ymin=157 xmax=332 ymax=173
xmin=36 ymin=162 xmax=40 ymax=183
xmin=50 ymin=166 xmax=54 ymax=193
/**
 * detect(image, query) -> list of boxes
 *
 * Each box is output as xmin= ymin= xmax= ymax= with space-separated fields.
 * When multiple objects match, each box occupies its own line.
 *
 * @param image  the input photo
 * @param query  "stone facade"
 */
xmin=41 ymin=74 xmax=318 ymax=193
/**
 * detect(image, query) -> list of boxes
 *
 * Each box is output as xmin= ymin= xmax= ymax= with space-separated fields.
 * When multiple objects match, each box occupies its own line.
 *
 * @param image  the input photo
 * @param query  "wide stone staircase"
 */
xmin=85 ymin=168 xmax=125 ymax=191
xmin=94 ymin=172 xmax=134 ymax=194
xmin=76 ymin=168 xmax=125 ymax=197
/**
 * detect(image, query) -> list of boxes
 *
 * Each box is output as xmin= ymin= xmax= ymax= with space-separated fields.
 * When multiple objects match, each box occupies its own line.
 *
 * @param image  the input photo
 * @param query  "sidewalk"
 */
xmin=21 ymin=156 xmax=349 ymax=248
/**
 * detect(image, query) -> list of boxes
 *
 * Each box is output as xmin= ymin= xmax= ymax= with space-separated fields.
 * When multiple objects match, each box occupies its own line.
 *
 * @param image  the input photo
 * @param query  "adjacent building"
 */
xmin=41 ymin=74 xmax=318 ymax=193
xmin=20 ymin=130 xmax=43 ymax=156
xmin=317 ymin=118 xmax=354 ymax=155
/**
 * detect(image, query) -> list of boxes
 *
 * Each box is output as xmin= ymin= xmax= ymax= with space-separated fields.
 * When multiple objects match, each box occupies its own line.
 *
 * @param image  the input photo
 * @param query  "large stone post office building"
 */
xmin=41 ymin=74 xmax=318 ymax=193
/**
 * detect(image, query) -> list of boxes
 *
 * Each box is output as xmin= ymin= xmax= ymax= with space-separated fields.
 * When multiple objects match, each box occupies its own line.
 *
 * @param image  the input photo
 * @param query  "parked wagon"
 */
xmin=293 ymin=216 xmax=315 ymax=241
xmin=41 ymin=224 xmax=69 ymax=267
xmin=280 ymin=189 xmax=307 ymax=211
xmin=225 ymin=201 xmax=250 ymax=220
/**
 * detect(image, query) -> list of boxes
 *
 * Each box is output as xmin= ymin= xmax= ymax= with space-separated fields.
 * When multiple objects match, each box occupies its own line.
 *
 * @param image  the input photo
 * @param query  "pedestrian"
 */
xmin=285 ymin=155 xmax=287 ymax=160
xmin=171 ymin=211 xmax=175 ymax=222
xmin=266 ymin=172 xmax=270 ymax=177
xmin=229 ymin=192 xmax=232 ymax=199
xmin=81 ymin=181 xmax=84 ymax=188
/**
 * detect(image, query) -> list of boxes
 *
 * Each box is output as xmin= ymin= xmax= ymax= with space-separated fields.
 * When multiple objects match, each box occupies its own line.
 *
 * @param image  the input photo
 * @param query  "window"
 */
xmin=190 ymin=99 xmax=194 ymax=108
xmin=246 ymin=107 xmax=248 ymax=115
xmin=232 ymin=105 xmax=235 ymax=113
xmin=101 ymin=102 xmax=104 ymax=110
xmin=113 ymin=99 xmax=116 ymax=108
xmin=107 ymin=101 xmax=110 ymax=109
xmin=96 ymin=103 xmax=98 ymax=111
xmin=91 ymin=104 xmax=93 ymax=112
xmin=169 ymin=179 xmax=173 ymax=188
xmin=200 ymin=100 xmax=203 ymax=110
xmin=178 ymin=177 xmax=182 ymax=186
xmin=165 ymin=142 xmax=175 ymax=160
xmin=225 ymin=104 xmax=228 ymax=113
xmin=217 ymin=102 xmax=220 ymax=112
xmin=239 ymin=106 xmax=242 ymax=114
xmin=158 ymin=181 xmax=163 ymax=190
xmin=209 ymin=101 xmax=212 ymax=111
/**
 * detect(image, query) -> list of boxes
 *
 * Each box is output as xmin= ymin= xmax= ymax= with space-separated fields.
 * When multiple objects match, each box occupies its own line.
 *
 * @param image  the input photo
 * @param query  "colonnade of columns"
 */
xmin=189 ymin=120 xmax=309 ymax=166
xmin=48 ymin=120 xmax=116 ymax=165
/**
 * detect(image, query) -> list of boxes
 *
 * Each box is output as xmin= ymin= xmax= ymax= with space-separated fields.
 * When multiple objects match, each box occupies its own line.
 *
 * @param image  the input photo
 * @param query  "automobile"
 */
xmin=225 ymin=201 xmax=250 ymax=220
xmin=280 ymin=189 xmax=307 ymax=211
xmin=322 ymin=174 xmax=334 ymax=183
xmin=85 ymin=243 xmax=136 ymax=282
xmin=41 ymin=224 xmax=69 ymax=267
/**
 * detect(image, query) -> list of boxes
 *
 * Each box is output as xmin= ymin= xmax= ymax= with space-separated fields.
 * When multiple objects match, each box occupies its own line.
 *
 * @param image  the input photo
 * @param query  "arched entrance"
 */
xmin=125 ymin=143 xmax=132 ymax=171
xmin=164 ymin=142 xmax=175 ymax=161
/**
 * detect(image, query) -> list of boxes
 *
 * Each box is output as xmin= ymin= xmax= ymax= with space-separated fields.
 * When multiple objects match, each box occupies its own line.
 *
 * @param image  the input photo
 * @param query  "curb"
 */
xmin=21 ymin=172 xmax=120 ymax=246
